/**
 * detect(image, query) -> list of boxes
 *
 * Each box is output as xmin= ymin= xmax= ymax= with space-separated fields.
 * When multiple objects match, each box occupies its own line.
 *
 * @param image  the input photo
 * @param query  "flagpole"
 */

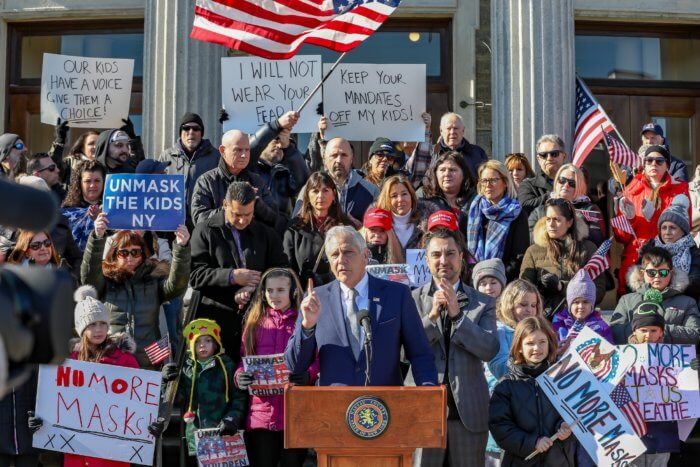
xmin=296 ymin=52 xmax=347 ymax=114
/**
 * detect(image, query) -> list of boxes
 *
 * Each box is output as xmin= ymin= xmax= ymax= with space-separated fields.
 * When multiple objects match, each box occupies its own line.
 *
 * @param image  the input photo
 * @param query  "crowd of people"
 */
xmin=0 ymin=109 xmax=698 ymax=467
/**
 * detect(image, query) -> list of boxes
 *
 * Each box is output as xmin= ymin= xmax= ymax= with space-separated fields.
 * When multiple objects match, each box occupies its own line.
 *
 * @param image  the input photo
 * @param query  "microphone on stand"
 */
xmin=357 ymin=310 xmax=372 ymax=386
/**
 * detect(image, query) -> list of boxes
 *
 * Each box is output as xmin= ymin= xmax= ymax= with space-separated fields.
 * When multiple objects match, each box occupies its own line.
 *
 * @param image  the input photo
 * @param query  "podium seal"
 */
xmin=346 ymin=396 xmax=390 ymax=439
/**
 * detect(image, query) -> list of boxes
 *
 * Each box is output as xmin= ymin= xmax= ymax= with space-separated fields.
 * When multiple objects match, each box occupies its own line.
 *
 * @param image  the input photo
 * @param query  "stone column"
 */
xmin=142 ymin=0 xmax=227 ymax=157
xmin=490 ymin=0 xmax=575 ymax=161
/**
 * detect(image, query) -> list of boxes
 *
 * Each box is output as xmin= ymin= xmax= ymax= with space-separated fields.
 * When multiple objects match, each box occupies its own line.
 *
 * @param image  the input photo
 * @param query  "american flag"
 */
xmin=190 ymin=0 xmax=401 ymax=59
xmin=566 ymin=320 xmax=585 ymax=341
xmin=604 ymin=132 xmax=639 ymax=169
xmin=577 ymin=209 xmax=602 ymax=223
xmin=611 ymin=214 xmax=636 ymax=237
xmin=145 ymin=335 xmax=171 ymax=366
xmin=610 ymin=383 xmax=648 ymax=437
xmin=583 ymin=238 xmax=612 ymax=280
xmin=572 ymin=77 xmax=614 ymax=167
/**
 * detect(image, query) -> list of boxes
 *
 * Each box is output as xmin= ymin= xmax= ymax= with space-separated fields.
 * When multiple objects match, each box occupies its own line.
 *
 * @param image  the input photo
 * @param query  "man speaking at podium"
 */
xmin=285 ymin=225 xmax=437 ymax=386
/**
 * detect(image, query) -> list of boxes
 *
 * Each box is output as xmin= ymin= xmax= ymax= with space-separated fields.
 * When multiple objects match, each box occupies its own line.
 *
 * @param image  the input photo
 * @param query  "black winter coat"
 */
xmin=283 ymin=222 xmax=335 ymax=286
xmin=489 ymin=362 xmax=575 ymax=467
xmin=517 ymin=171 xmax=553 ymax=217
xmin=0 ymin=371 xmax=38 ymax=456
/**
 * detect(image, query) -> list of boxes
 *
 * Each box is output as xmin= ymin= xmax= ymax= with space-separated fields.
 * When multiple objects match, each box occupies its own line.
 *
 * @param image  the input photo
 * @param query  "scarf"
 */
xmin=467 ymin=195 xmax=521 ymax=262
xmin=653 ymin=234 xmax=696 ymax=273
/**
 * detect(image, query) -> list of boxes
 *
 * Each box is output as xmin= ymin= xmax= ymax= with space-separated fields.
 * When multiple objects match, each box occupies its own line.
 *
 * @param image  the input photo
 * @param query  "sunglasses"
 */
xmin=181 ymin=125 xmax=202 ymax=132
xmin=37 ymin=163 xmax=57 ymax=173
xmin=479 ymin=177 xmax=503 ymax=186
xmin=373 ymin=151 xmax=394 ymax=160
xmin=643 ymin=268 xmax=670 ymax=278
xmin=116 ymin=248 xmax=143 ymax=258
xmin=13 ymin=142 xmax=25 ymax=150
xmin=29 ymin=239 xmax=52 ymax=250
xmin=537 ymin=150 xmax=562 ymax=159
xmin=558 ymin=176 xmax=576 ymax=188
xmin=644 ymin=157 xmax=666 ymax=166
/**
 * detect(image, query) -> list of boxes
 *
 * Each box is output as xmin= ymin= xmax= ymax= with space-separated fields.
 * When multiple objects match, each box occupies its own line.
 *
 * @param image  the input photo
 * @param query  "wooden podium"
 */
xmin=284 ymin=386 xmax=446 ymax=466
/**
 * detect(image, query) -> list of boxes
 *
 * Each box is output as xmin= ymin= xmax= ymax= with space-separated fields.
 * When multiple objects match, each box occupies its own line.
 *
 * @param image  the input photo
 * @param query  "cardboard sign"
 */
xmin=103 ymin=174 xmax=186 ymax=231
xmin=33 ymin=360 xmax=161 ymax=465
xmin=366 ymin=263 xmax=410 ymax=285
xmin=537 ymin=351 xmax=646 ymax=465
xmin=242 ymin=354 xmax=289 ymax=396
xmin=323 ymin=63 xmax=426 ymax=141
xmin=195 ymin=429 xmax=249 ymax=467
xmin=41 ymin=53 xmax=134 ymax=128
xmin=621 ymin=344 xmax=700 ymax=421
xmin=221 ymin=55 xmax=322 ymax=134
xmin=406 ymin=249 xmax=432 ymax=288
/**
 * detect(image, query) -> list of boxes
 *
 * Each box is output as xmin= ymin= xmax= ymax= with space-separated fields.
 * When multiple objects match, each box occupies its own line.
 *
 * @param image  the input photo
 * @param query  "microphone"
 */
xmin=356 ymin=309 xmax=372 ymax=343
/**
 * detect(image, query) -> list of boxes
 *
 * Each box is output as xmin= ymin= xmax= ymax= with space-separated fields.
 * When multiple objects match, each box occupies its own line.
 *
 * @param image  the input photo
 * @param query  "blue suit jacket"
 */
xmin=285 ymin=275 xmax=438 ymax=386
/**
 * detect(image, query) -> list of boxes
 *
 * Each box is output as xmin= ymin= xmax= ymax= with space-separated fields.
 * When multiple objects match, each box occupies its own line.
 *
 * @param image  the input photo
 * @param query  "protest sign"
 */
xmin=195 ymin=429 xmax=249 ymax=467
xmin=221 ymin=55 xmax=322 ymax=134
xmin=323 ymin=63 xmax=426 ymax=141
xmin=366 ymin=263 xmax=410 ymax=285
xmin=242 ymin=354 xmax=289 ymax=396
xmin=103 ymin=174 xmax=185 ymax=231
xmin=537 ymin=351 xmax=646 ymax=465
xmin=621 ymin=343 xmax=700 ymax=421
xmin=406 ymin=249 xmax=431 ymax=288
xmin=41 ymin=53 xmax=134 ymax=128
xmin=33 ymin=360 xmax=160 ymax=465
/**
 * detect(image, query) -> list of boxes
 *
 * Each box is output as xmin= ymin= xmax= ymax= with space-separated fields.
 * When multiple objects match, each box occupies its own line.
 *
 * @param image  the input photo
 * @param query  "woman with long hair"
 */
xmin=283 ymin=172 xmax=351 ymax=286
xmin=61 ymin=159 xmax=106 ymax=251
xmin=6 ymin=230 xmax=60 ymax=267
xmin=62 ymin=130 xmax=99 ymax=184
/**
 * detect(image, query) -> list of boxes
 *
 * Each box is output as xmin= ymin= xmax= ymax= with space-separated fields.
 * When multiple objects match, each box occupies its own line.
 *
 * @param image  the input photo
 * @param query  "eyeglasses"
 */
xmin=537 ymin=150 xmax=562 ymax=159
xmin=37 ymin=163 xmax=57 ymax=173
xmin=644 ymin=157 xmax=666 ymax=166
xmin=13 ymin=142 xmax=25 ymax=151
xmin=479 ymin=177 xmax=503 ymax=186
xmin=558 ymin=176 xmax=576 ymax=188
xmin=116 ymin=248 xmax=143 ymax=258
xmin=643 ymin=268 xmax=670 ymax=278
xmin=181 ymin=125 xmax=202 ymax=132
xmin=29 ymin=239 xmax=52 ymax=250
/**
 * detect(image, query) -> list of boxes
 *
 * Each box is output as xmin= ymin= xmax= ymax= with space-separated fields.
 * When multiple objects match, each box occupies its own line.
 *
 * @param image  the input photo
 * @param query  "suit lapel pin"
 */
xmin=372 ymin=297 xmax=380 ymax=303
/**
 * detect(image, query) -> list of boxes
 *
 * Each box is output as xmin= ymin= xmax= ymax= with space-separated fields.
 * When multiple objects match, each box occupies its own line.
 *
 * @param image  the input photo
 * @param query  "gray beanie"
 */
xmin=74 ymin=285 xmax=110 ymax=336
xmin=0 ymin=133 xmax=20 ymax=163
xmin=566 ymin=269 xmax=596 ymax=311
xmin=472 ymin=258 xmax=507 ymax=289
xmin=658 ymin=194 xmax=691 ymax=235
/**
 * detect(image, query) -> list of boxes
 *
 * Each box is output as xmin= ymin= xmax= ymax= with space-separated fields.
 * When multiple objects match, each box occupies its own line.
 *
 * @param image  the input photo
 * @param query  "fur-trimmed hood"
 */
xmin=533 ymin=214 xmax=589 ymax=248
xmin=69 ymin=332 xmax=137 ymax=354
xmin=626 ymin=264 xmax=690 ymax=294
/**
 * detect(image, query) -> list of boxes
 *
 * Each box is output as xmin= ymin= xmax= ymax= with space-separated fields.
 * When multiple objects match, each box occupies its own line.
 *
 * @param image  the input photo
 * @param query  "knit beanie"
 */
xmin=644 ymin=145 xmax=671 ymax=167
xmin=658 ymin=194 xmax=691 ymax=235
xmin=74 ymin=285 xmax=109 ymax=336
xmin=0 ymin=133 xmax=20 ymax=163
xmin=179 ymin=112 xmax=205 ymax=136
xmin=632 ymin=288 xmax=666 ymax=331
xmin=471 ymin=258 xmax=506 ymax=289
xmin=566 ymin=269 xmax=597 ymax=311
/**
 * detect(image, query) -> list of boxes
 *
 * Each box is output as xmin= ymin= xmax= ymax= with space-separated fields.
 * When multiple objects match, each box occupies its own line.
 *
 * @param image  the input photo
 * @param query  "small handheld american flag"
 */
xmin=583 ymin=238 xmax=612 ymax=280
xmin=604 ymin=132 xmax=639 ymax=169
xmin=611 ymin=214 xmax=637 ymax=238
xmin=610 ymin=383 xmax=648 ymax=437
xmin=145 ymin=335 xmax=171 ymax=366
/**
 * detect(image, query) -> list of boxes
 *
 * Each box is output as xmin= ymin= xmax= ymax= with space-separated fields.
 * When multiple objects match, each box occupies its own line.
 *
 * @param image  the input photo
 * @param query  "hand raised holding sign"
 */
xmin=301 ymin=279 xmax=321 ymax=330
xmin=278 ymin=111 xmax=300 ymax=130
xmin=94 ymin=212 xmax=109 ymax=239
xmin=174 ymin=224 xmax=190 ymax=246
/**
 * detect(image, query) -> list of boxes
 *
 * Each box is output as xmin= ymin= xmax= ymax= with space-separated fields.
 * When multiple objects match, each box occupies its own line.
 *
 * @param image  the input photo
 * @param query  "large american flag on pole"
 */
xmin=610 ymin=383 xmax=648 ymax=437
xmin=572 ymin=77 xmax=614 ymax=167
xmin=582 ymin=238 xmax=612 ymax=280
xmin=604 ymin=132 xmax=639 ymax=169
xmin=191 ymin=0 xmax=402 ymax=59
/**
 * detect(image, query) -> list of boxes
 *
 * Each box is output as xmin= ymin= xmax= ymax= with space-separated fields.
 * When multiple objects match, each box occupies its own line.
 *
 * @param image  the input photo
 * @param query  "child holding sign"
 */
xmin=489 ymin=317 xmax=574 ymax=466
xmin=235 ymin=268 xmax=316 ymax=467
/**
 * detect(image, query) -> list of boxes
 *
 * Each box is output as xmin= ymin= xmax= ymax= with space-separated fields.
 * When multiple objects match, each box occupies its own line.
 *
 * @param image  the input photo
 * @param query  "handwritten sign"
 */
xmin=195 ymin=429 xmax=249 ymax=467
xmin=323 ymin=63 xmax=426 ymax=141
xmin=221 ymin=55 xmax=322 ymax=134
xmin=242 ymin=354 xmax=289 ymax=396
xmin=103 ymin=174 xmax=185 ymax=231
xmin=406 ymin=249 xmax=431 ymax=288
xmin=366 ymin=263 xmax=410 ymax=285
xmin=33 ymin=360 xmax=161 ymax=465
xmin=41 ymin=53 xmax=134 ymax=128
xmin=622 ymin=344 xmax=700 ymax=421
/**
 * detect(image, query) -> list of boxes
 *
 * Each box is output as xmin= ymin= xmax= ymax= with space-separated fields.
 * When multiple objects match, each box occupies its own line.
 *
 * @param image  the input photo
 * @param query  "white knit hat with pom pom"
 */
xmin=74 ymin=285 xmax=109 ymax=336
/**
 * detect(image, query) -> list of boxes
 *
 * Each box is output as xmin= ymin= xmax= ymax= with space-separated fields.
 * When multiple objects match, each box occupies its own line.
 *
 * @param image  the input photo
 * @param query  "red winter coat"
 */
xmin=612 ymin=173 xmax=690 ymax=296
xmin=236 ymin=308 xmax=319 ymax=431
xmin=64 ymin=334 xmax=140 ymax=467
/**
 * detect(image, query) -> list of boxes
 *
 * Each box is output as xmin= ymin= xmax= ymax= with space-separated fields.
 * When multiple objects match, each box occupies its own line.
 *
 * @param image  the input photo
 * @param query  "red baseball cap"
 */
xmin=363 ymin=207 xmax=392 ymax=231
xmin=427 ymin=210 xmax=459 ymax=231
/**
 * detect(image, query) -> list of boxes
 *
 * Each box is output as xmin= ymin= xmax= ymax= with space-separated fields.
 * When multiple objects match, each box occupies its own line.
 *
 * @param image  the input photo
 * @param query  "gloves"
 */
xmin=289 ymin=371 xmax=310 ymax=386
xmin=217 ymin=417 xmax=238 ymax=436
xmin=54 ymin=118 xmax=69 ymax=144
xmin=641 ymin=199 xmax=655 ymax=222
xmin=540 ymin=273 xmax=561 ymax=293
xmin=218 ymin=108 xmax=229 ymax=124
xmin=148 ymin=417 xmax=166 ymax=437
xmin=691 ymin=357 xmax=698 ymax=371
xmin=235 ymin=371 xmax=254 ymax=390
xmin=120 ymin=117 xmax=137 ymax=139
xmin=27 ymin=411 xmax=43 ymax=434
xmin=161 ymin=363 xmax=179 ymax=383
xmin=619 ymin=197 xmax=635 ymax=220
xmin=315 ymin=101 xmax=324 ymax=116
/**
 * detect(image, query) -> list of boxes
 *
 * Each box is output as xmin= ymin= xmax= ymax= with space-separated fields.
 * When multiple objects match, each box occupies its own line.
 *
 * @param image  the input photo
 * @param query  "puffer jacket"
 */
xmin=80 ymin=233 xmax=190 ymax=368
xmin=639 ymin=237 xmax=700 ymax=300
xmin=489 ymin=361 xmax=575 ymax=467
xmin=0 ymin=371 xmax=38 ymax=457
xmin=528 ymin=197 xmax=606 ymax=247
xmin=236 ymin=308 xmax=319 ymax=431
xmin=519 ymin=217 xmax=605 ymax=317
xmin=609 ymin=266 xmax=700 ymax=345
xmin=612 ymin=173 xmax=689 ymax=296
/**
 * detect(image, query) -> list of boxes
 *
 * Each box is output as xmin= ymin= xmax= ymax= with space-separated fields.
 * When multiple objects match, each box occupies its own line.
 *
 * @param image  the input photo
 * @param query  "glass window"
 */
xmin=651 ymin=117 xmax=692 ymax=167
xmin=575 ymin=35 xmax=700 ymax=81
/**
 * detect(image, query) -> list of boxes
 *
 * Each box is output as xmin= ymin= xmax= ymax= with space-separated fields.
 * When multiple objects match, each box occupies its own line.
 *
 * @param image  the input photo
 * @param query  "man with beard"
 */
xmin=432 ymin=112 xmax=488 ymax=181
xmin=94 ymin=129 xmax=143 ymax=174
xmin=255 ymin=129 xmax=300 ymax=216
xmin=517 ymin=134 xmax=567 ymax=215
xmin=0 ymin=133 xmax=28 ymax=179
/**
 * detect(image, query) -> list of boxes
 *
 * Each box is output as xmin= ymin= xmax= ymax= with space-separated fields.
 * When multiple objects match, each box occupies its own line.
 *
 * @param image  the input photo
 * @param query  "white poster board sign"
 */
xmin=41 ymin=53 xmax=134 ymax=128
xmin=323 ymin=63 xmax=426 ymax=141
xmin=537 ymin=351 xmax=647 ymax=465
xmin=406 ymin=249 xmax=431 ymax=288
xmin=221 ymin=55 xmax=322 ymax=134
xmin=33 ymin=360 xmax=161 ymax=465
